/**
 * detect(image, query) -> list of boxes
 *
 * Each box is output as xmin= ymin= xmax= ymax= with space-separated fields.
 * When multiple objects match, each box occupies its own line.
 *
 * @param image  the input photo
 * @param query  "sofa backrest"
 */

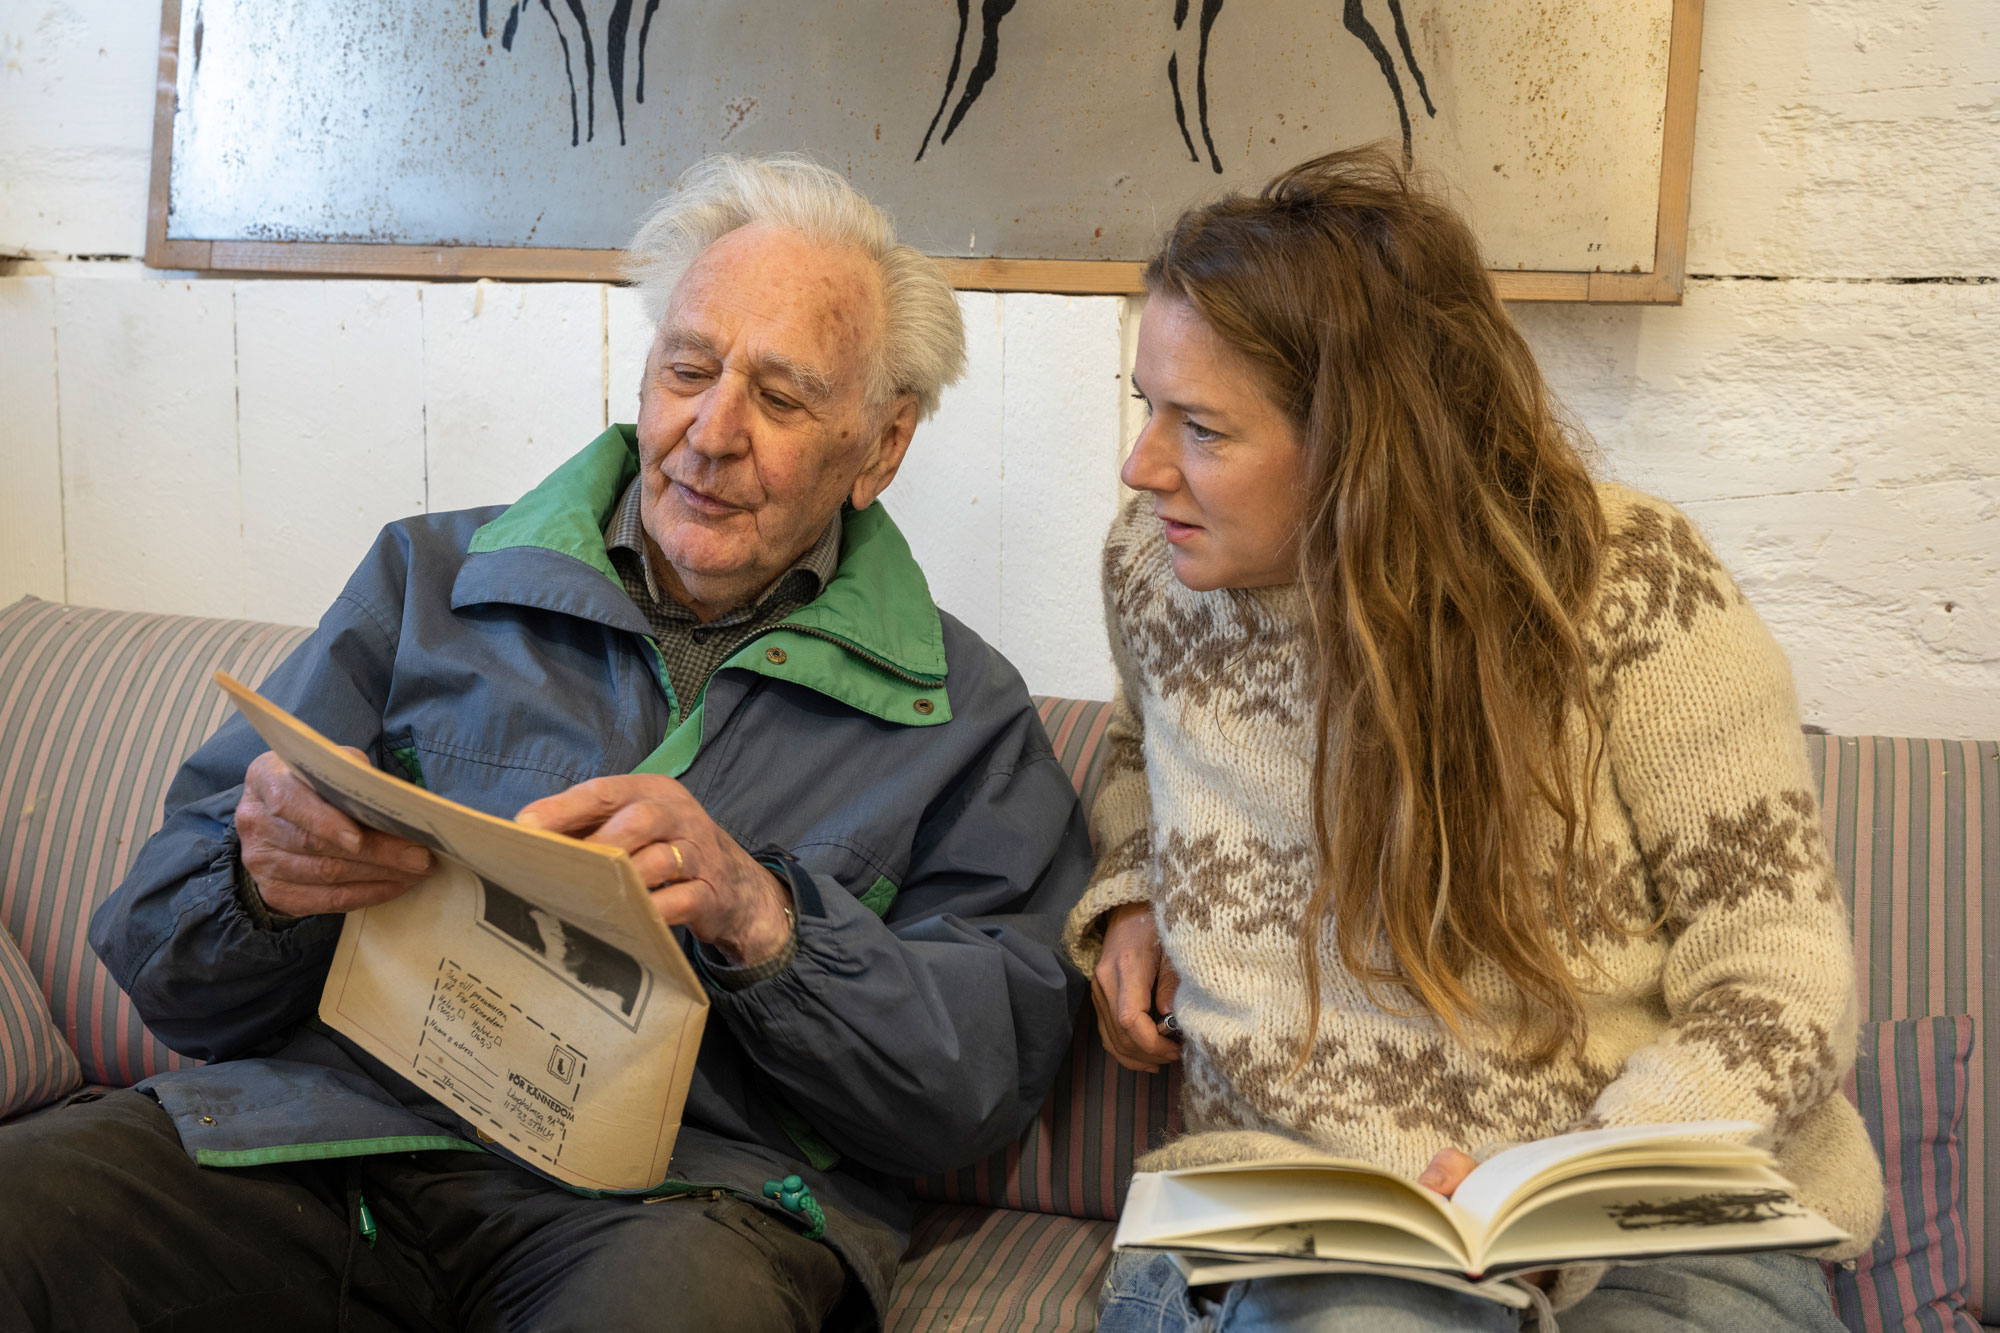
xmin=1811 ymin=735 xmax=1999 ymax=1319
xmin=3 ymin=599 xmax=1994 ymax=1312
xmin=905 ymin=697 xmax=1183 ymax=1222
xmin=0 ymin=598 xmax=312 ymax=1086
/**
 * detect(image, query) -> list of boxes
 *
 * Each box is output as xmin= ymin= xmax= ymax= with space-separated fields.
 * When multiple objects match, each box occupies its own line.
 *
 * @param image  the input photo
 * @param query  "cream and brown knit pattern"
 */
xmin=1067 ymin=483 xmax=1883 ymax=1270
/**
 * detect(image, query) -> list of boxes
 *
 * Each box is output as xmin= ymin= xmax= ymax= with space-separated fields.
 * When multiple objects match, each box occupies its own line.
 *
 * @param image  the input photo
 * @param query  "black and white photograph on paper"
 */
xmin=477 ymin=876 xmax=650 ymax=1027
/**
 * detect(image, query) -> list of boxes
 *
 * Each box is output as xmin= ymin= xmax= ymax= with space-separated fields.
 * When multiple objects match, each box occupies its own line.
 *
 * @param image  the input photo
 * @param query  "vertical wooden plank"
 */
xmin=237 ymin=281 xmax=427 ymax=626
xmin=1647 ymin=0 xmax=1705 ymax=301
xmin=421 ymin=281 xmax=607 ymax=514
xmin=998 ymin=294 xmax=1124 ymax=701
xmin=0 ymin=277 xmax=65 ymax=604
xmin=56 ymin=276 xmax=241 ymax=617
xmin=606 ymin=283 xmax=655 ymax=429
xmin=893 ymin=292 xmax=1006 ymax=648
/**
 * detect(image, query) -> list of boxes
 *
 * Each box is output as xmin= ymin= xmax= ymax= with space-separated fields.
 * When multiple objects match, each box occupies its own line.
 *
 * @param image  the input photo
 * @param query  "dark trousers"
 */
xmin=0 ymin=1089 xmax=846 ymax=1333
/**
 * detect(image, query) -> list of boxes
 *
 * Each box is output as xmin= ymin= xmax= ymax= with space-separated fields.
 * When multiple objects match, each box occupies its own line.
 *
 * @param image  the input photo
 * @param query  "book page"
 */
xmin=216 ymin=674 xmax=710 ymax=1192
xmin=1118 ymin=1166 xmax=1474 ymax=1269
xmin=1451 ymin=1120 xmax=1765 ymax=1229
xmin=1169 ymin=1254 xmax=1535 ymax=1310
xmin=1476 ymin=1169 xmax=1847 ymax=1272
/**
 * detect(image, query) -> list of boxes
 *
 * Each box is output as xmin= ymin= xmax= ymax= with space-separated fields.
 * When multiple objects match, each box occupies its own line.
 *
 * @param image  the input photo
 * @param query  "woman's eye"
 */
xmin=1184 ymin=417 xmax=1219 ymax=443
xmin=1129 ymin=390 xmax=1152 ymax=413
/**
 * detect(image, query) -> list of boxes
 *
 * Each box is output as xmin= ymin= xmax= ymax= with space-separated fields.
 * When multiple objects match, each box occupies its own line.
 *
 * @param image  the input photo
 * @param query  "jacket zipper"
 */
xmin=778 ymin=624 xmax=942 ymax=690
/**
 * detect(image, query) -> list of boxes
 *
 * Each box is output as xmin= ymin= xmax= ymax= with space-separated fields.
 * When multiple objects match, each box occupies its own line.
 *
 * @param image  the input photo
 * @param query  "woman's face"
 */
xmin=1122 ymin=297 xmax=1309 ymax=592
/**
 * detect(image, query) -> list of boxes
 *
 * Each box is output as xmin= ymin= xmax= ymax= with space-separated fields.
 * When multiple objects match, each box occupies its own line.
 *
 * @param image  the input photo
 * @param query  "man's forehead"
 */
xmin=662 ymin=226 xmax=883 ymax=378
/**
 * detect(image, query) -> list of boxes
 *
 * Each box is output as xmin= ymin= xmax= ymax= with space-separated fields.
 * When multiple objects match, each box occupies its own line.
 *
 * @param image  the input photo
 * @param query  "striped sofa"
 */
xmin=1 ymin=595 xmax=1994 ymax=1332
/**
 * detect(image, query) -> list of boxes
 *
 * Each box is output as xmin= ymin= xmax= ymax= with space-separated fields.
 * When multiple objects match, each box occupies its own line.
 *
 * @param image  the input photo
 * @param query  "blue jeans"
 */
xmin=1097 ymin=1249 xmax=1847 ymax=1333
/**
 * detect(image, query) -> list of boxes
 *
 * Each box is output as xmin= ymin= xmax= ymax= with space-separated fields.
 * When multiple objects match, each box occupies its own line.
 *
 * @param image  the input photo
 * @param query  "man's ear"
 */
xmin=848 ymin=394 xmax=920 ymax=511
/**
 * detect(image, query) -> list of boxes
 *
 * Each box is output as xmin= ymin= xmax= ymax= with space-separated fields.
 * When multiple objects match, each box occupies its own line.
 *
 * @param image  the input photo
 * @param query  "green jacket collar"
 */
xmin=465 ymin=427 xmax=949 ymax=726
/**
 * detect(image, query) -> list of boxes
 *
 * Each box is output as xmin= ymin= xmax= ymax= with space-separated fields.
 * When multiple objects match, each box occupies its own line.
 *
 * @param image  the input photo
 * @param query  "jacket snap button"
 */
xmin=913 ymin=699 xmax=934 ymax=715
xmin=199 ymin=1115 xmax=216 ymax=1125
xmin=765 ymin=647 xmax=787 ymax=665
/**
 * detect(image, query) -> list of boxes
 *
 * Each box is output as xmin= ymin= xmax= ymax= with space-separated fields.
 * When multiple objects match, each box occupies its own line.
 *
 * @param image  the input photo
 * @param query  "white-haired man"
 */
xmin=0 ymin=158 xmax=1091 ymax=1332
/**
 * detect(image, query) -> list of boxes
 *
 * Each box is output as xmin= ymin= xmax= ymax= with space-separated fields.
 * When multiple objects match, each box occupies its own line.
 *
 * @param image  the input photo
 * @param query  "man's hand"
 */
xmin=516 ymin=775 xmax=793 ymax=967
xmin=1091 ymin=902 xmax=1183 ymax=1072
xmin=236 ymin=750 xmax=434 ymax=918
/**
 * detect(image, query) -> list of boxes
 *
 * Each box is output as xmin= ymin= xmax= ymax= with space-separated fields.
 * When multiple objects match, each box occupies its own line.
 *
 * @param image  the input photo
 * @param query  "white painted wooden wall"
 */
xmin=0 ymin=270 xmax=1129 ymax=699
xmin=2 ymin=0 xmax=1996 ymax=733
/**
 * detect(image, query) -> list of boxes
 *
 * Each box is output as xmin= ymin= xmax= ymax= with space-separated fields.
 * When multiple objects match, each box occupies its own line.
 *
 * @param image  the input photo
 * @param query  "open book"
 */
xmin=217 ymin=674 xmax=709 ymax=1193
xmin=1115 ymin=1121 xmax=1846 ymax=1303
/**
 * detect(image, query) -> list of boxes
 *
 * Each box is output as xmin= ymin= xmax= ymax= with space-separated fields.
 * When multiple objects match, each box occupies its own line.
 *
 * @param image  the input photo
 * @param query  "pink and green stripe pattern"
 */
xmin=885 ymin=1203 xmax=1113 ymax=1333
xmin=907 ymin=697 xmax=1183 ymax=1223
xmin=1808 ymin=735 xmax=1999 ymax=1324
xmin=4 ymin=597 xmax=1996 ymax=1330
xmin=0 ymin=598 xmax=313 ymax=1088
xmin=1832 ymin=1015 xmax=1979 ymax=1333
xmin=0 ymin=922 xmax=80 ymax=1118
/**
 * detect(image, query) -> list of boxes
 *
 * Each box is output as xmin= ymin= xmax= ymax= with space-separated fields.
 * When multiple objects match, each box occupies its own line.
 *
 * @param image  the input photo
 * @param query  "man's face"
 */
xmin=635 ymin=224 xmax=914 ymax=618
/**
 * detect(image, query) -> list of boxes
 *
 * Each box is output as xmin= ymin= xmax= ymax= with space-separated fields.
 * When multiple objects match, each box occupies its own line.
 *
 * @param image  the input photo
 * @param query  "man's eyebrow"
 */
xmin=658 ymin=324 xmax=721 ymax=362
xmin=753 ymin=351 xmax=837 ymax=407
xmin=658 ymin=324 xmax=836 ymax=407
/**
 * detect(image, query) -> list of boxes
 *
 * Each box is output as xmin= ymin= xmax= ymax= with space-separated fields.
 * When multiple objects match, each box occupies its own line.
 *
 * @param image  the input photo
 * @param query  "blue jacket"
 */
xmin=90 ymin=427 xmax=1092 ymax=1325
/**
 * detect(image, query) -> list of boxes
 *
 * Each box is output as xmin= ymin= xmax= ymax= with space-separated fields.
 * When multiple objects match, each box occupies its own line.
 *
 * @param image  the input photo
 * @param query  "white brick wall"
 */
xmin=2 ymin=0 xmax=1994 ymax=731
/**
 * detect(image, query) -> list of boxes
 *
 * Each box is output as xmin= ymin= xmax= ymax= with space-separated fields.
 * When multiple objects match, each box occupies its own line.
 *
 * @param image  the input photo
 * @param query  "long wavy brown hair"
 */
xmin=1144 ymin=147 xmax=1611 ymax=1061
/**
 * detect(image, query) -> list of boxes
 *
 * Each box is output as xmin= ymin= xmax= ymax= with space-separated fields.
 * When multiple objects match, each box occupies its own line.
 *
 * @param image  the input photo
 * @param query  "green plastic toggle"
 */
xmin=761 ymin=1174 xmax=827 ymax=1241
xmin=357 ymin=1194 xmax=378 ymax=1249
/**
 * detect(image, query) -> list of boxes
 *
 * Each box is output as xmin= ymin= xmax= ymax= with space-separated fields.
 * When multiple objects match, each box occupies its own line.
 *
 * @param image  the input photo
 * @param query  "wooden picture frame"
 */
xmin=145 ymin=0 xmax=1702 ymax=304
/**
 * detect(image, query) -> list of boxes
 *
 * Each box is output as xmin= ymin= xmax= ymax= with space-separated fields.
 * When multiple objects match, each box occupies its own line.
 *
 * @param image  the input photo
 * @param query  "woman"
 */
xmin=1065 ymin=148 xmax=1880 ymax=1332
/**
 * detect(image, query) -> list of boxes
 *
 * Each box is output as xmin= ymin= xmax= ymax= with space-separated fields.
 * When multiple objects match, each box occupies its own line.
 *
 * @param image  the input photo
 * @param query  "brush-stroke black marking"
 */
xmin=607 ymin=0 xmax=632 ymax=144
xmin=1385 ymin=0 xmax=1435 ymax=116
xmin=1343 ymin=0 xmax=1414 ymax=163
xmin=501 ymin=2 xmax=521 ymax=50
xmin=561 ymin=0 xmax=598 ymax=142
xmin=1167 ymin=53 xmax=1199 ymax=163
xmin=916 ymin=0 xmax=972 ymax=162
xmin=538 ymin=0 xmax=580 ymax=146
xmin=1194 ymin=0 xmax=1225 ymax=174
xmin=480 ymin=0 xmax=490 ymax=39
xmin=636 ymin=0 xmax=661 ymax=102
xmin=938 ymin=0 xmax=1019 ymax=149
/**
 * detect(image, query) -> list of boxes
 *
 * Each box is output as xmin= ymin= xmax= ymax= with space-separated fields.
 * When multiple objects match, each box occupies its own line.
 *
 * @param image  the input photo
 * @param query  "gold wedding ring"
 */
xmin=669 ymin=840 xmax=686 ymax=880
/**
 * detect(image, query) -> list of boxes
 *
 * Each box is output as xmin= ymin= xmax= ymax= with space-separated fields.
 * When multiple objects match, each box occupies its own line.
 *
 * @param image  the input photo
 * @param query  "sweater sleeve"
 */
xmin=1062 ymin=509 xmax=1159 ymax=974
xmin=1577 ymin=496 xmax=1855 ymax=1148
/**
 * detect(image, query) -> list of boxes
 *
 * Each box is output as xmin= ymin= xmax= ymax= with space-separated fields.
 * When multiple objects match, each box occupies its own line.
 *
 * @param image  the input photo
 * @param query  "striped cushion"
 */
xmin=0 ymin=921 xmax=81 ymax=1118
xmin=907 ymin=1004 xmax=1183 ymax=1221
xmin=904 ymin=696 xmax=1182 ymax=1222
xmin=885 ymin=1201 xmax=1113 ymax=1332
xmin=1034 ymin=697 xmax=1118 ymax=821
xmin=1808 ymin=736 xmax=2000 ymax=1322
xmin=1832 ymin=1016 xmax=1980 ymax=1333
xmin=0 ymin=598 xmax=314 ymax=1086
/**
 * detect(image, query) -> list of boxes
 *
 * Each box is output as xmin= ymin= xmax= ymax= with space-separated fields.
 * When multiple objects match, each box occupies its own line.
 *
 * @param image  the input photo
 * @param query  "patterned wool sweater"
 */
xmin=1066 ymin=484 xmax=1882 ymax=1264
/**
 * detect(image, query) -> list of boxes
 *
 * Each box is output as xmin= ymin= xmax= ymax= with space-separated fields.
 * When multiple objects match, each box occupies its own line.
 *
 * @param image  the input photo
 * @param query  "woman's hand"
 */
xmin=1091 ymin=903 xmax=1183 ymax=1072
xmin=1416 ymin=1147 xmax=1478 ymax=1196
xmin=1419 ymin=1147 xmax=1555 ymax=1290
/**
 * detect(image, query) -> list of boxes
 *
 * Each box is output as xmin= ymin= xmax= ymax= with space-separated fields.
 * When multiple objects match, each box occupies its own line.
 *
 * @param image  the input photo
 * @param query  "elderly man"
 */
xmin=0 ymin=157 xmax=1090 ymax=1333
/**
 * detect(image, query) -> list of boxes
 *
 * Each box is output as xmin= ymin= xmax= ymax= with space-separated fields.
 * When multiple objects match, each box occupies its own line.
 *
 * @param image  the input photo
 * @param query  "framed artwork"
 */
xmin=146 ymin=0 xmax=1702 ymax=301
